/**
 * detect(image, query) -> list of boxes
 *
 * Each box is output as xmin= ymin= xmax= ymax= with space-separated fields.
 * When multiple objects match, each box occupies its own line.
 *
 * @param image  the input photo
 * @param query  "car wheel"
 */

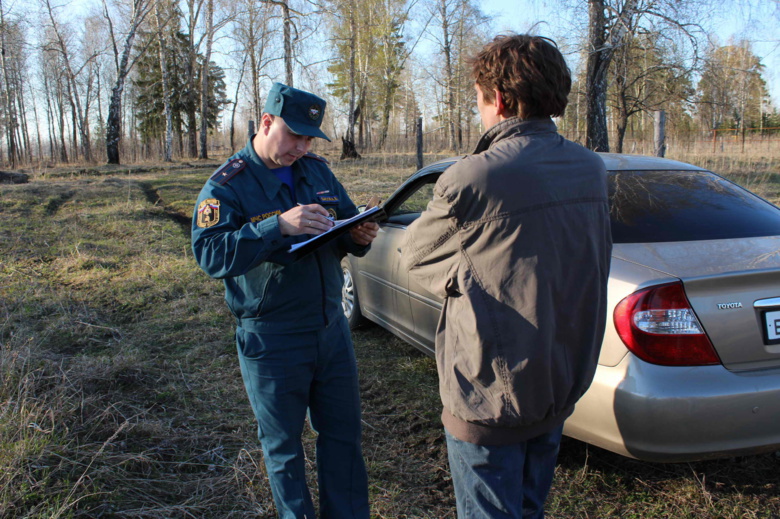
xmin=341 ymin=258 xmax=363 ymax=329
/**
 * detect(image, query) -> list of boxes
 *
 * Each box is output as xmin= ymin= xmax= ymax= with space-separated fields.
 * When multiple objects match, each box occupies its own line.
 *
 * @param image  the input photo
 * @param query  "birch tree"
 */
xmin=261 ymin=0 xmax=295 ymax=86
xmin=133 ymin=23 xmax=228 ymax=156
xmin=697 ymin=40 xmax=768 ymax=131
xmin=183 ymin=0 xmax=203 ymax=157
xmin=232 ymin=0 xmax=274 ymax=124
xmin=328 ymin=0 xmax=414 ymax=153
xmin=198 ymin=0 xmax=214 ymax=159
xmin=42 ymin=0 xmax=95 ymax=162
xmin=425 ymin=0 xmax=486 ymax=151
xmin=155 ymin=0 xmax=174 ymax=161
xmin=104 ymin=0 xmax=154 ymax=164
xmin=326 ymin=0 xmax=360 ymax=158
xmin=0 ymin=0 xmax=21 ymax=166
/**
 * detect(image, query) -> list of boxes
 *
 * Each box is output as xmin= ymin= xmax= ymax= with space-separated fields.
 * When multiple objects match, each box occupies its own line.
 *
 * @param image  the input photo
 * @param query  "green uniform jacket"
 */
xmin=191 ymin=139 xmax=369 ymax=334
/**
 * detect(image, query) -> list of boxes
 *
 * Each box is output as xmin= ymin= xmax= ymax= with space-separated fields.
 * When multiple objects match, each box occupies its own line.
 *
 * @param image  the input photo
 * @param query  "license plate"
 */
xmin=762 ymin=310 xmax=780 ymax=344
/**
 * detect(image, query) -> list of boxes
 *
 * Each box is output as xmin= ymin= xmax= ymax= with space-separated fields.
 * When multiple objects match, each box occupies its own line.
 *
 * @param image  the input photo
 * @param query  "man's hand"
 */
xmin=278 ymin=204 xmax=334 ymax=236
xmin=349 ymin=221 xmax=379 ymax=246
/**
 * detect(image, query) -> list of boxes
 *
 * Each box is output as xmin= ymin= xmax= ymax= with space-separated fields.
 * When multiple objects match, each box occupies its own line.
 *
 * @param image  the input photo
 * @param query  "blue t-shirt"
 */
xmin=273 ymin=166 xmax=295 ymax=204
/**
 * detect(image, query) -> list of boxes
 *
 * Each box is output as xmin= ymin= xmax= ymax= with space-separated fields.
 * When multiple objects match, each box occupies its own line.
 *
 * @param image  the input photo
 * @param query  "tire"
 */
xmin=341 ymin=257 xmax=363 ymax=329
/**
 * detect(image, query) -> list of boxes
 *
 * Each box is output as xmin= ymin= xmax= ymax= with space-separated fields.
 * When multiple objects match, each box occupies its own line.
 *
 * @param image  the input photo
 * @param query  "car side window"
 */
xmin=394 ymin=183 xmax=435 ymax=215
xmin=384 ymin=180 xmax=438 ymax=226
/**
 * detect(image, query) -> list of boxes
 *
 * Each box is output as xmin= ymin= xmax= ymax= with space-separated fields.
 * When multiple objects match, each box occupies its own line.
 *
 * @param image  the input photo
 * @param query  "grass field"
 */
xmin=1 ymin=152 xmax=780 ymax=518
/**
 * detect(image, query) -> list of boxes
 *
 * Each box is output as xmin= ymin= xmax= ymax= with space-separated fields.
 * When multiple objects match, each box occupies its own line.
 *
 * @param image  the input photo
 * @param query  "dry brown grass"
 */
xmin=1 ymin=154 xmax=779 ymax=518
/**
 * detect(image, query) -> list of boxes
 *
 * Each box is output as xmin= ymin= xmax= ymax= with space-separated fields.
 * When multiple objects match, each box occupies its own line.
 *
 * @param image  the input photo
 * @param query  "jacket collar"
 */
xmin=242 ymin=136 xmax=314 ymax=200
xmin=472 ymin=117 xmax=558 ymax=154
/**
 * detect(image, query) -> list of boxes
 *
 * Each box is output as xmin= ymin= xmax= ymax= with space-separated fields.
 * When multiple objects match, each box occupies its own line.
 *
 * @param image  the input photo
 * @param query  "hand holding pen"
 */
xmin=278 ymin=203 xmax=335 ymax=236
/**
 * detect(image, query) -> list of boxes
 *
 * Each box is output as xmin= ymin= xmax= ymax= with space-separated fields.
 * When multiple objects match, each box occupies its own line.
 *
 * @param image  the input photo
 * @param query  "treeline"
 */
xmin=0 ymin=0 xmax=776 ymax=167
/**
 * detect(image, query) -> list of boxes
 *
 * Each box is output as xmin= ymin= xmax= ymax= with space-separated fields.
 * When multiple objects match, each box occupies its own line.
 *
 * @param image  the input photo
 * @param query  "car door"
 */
xmin=353 ymin=212 xmax=413 ymax=337
xmin=352 ymin=174 xmax=440 ymax=341
xmin=398 ymin=181 xmax=444 ymax=351
xmin=382 ymin=173 xmax=445 ymax=354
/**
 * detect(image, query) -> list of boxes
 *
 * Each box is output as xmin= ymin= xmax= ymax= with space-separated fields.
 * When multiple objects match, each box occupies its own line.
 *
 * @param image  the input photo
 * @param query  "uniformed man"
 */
xmin=192 ymin=83 xmax=378 ymax=519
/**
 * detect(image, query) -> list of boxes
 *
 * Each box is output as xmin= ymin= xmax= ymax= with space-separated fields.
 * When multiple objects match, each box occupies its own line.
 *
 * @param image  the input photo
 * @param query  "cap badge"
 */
xmin=308 ymin=105 xmax=321 ymax=120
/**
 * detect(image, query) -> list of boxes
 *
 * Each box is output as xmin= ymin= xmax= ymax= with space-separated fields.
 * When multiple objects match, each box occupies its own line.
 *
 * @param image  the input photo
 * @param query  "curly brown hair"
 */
xmin=471 ymin=34 xmax=571 ymax=119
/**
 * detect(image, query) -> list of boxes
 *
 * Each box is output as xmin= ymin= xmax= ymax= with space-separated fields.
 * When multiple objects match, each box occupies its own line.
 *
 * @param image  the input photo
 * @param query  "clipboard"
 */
xmin=288 ymin=205 xmax=385 ymax=258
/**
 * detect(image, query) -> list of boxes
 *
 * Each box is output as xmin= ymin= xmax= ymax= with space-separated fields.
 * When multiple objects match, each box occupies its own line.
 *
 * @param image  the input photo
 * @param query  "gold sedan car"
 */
xmin=341 ymin=153 xmax=780 ymax=462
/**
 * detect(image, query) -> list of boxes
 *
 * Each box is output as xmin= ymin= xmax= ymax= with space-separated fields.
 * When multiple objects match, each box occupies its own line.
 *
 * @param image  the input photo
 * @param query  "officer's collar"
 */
xmin=243 ymin=136 xmax=314 ymax=200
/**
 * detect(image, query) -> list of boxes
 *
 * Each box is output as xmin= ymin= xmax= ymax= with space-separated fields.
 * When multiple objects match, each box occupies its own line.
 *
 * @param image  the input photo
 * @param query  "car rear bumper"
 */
xmin=564 ymin=355 xmax=780 ymax=462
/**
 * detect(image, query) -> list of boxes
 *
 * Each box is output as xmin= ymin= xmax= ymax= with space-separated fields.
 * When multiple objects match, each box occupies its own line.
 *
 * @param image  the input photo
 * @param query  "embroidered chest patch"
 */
xmin=316 ymin=195 xmax=340 ymax=219
xmin=250 ymin=209 xmax=282 ymax=223
xmin=197 ymin=199 xmax=220 ymax=228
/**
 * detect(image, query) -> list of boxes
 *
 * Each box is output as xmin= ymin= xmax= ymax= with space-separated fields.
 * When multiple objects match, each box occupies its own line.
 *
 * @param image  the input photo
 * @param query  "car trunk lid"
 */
xmin=613 ymin=236 xmax=780 ymax=371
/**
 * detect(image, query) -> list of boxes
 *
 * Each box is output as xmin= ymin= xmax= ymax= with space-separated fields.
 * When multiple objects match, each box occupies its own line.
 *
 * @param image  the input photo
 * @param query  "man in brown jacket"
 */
xmin=402 ymin=34 xmax=612 ymax=519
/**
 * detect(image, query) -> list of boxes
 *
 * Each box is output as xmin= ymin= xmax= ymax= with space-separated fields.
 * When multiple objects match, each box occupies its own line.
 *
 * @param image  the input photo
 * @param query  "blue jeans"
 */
xmin=445 ymin=425 xmax=564 ymax=519
xmin=237 ymin=316 xmax=369 ymax=519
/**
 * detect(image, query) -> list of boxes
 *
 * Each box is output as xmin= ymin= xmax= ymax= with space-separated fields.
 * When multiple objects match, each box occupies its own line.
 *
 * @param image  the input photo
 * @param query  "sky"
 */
xmin=478 ymin=0 xmax=780 ymax=105
xmin=22 ymin=0 xmax=780 ymax=121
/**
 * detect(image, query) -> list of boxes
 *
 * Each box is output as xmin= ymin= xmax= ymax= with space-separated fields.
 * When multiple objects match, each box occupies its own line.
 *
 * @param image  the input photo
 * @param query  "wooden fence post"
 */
xmin=416 ymin=116 xmax=423 ymax=170
xmin=653 ymin=110 xmax=666 ymax=157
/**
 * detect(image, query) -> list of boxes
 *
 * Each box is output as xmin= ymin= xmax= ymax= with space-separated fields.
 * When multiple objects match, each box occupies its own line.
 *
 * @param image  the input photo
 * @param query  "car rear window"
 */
xmin=609 ymin=170 xmax=780 ymax=243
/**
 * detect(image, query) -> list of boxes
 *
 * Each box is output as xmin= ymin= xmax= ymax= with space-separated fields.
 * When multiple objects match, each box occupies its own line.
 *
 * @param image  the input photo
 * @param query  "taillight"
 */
xmin=614 ymin=282 xmax=721 ymax=366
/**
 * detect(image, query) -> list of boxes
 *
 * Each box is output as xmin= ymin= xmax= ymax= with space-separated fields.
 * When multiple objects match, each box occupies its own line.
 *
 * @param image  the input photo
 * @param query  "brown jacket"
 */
xmin=403 ymin=117 xmax=612 ymax=444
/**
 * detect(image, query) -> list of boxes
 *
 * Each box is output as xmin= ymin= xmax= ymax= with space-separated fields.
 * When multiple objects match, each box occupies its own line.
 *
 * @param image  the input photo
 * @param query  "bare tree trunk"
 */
xmin=439 ymin=0 xmax=456 ymax=151
xmin=66 ymin=78 xmax=78 ymax=159
xmin=155 ymin=1 xmax=174 ymax=162
xmin=14 ymin=67 xmax=32 ymax=163
xmin=96 ymin=62 xmax=104 ymax=136
xmin=104 ymin=0 xmax=151 ymax=164
xmin=28 ymin=79 xmax=43 ymax=162
xmin=230 ymin=54 xmax=247 ymax=152
xmin=43 ymin=72 xmax=56 ymax=160
xmin=0 ymin=0 xmax=18 ymax=167
xmin=614 ymin=64 xmax=628 ymax=153
xmin=281 ymin=0 xmax=293 ymax=86
xmin=585 ymin=0 xmax=611 ymax=152
xmin=56 ymin=77 xmax=69 ymax=163
xmin=238 ymin=0 xmax=270 ymax=122
xmin=199 ymin=0 xmax=214 ymax=159
xmin=45 ymin=0 xmax=93 ymax=162
xmin=185 ymin=0 xmax=203 ymax=158
xmin=341 ymin=0 xmax=360 ymax=159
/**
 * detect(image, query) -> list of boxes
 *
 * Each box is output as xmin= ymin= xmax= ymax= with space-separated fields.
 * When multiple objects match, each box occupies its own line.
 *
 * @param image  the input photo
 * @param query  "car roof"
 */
xmin=598 ymin=153 xmax=707 ymax=172
xmin=412 ymin=153 xmax=708 ymax=181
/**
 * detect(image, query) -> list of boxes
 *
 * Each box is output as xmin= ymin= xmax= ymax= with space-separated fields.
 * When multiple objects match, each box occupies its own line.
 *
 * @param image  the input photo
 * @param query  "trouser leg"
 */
xmin=445 ymin=425 xmax=563 ymax=519
xmin=308 ymin=317 xmax=369 ymax=519
xmin=445 ymin=429 xmax=524 ymax=519
xmin=236 ymin=326 xmax=317 ymax=519
xmin=520 ymin=425 xmax=563 ymax=519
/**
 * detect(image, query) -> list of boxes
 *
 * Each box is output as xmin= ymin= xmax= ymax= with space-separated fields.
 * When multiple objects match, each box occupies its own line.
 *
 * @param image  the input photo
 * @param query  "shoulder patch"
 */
xmin=303 ymin=152 xmax=329 ymax=164
xmin=209 ymin=158 xmax=247 ymax=185
xmin=196 ymin=199 xmax=220 ymax=228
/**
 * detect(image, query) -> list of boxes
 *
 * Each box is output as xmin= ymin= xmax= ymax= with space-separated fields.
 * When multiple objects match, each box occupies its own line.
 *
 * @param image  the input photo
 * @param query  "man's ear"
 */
xmin=494 ymin=89 xmax=511 ymax=119
xmin=261 ymin=113 xmax=274 ymax=133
